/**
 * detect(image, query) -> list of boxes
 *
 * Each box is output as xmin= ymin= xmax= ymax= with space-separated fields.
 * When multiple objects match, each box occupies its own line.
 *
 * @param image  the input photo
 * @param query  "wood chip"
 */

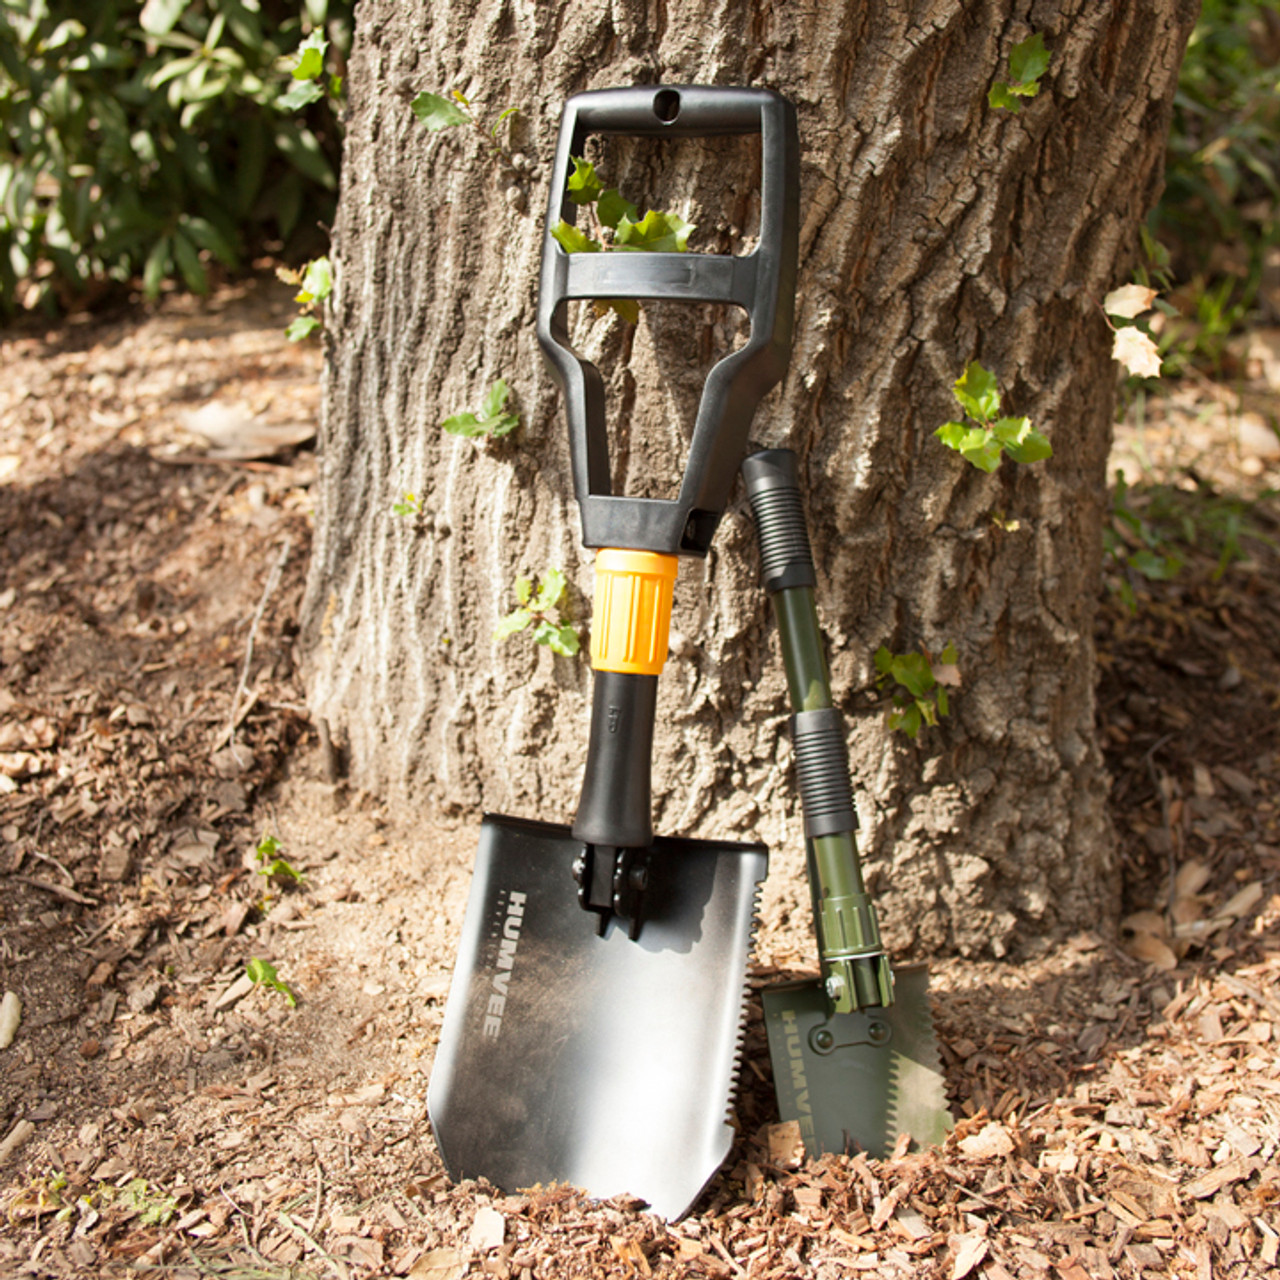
xmin=469 ymin=1205 xmax=504 ymax=1252
xmin=0 ymin=991 xmax=20 ymax=1049
xmin=957 ymin=1122 xmax=1015 ymax=1159
xmin=949 ymin=1230 xmax=988 ymax=1280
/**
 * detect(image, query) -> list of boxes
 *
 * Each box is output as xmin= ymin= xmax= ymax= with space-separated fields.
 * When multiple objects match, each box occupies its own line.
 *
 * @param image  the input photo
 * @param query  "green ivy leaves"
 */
xmin=410 ymin=90 xmax=470 ymax=131
xmin=551 ymin=155 xmax=694 ymax=322
xmin=282 ymin=254 xmax=332 ymax=340
xmin=989 ymin=33 xmax=1051 ymax=112
xmin=874 ymin=643 xmax=959 ymax=739
xmin=442 ymin=379 xmax=520 ymax=439
xmin=934 ymin=362 xmax=1052 ymax=473
xmin=495 ymin=569 xmax=580 ymax=657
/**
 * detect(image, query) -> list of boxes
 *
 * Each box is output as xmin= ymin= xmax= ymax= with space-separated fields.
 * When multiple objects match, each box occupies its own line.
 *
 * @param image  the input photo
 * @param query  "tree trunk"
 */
xmin=302 ymin=0 xmax=1198 ymax=957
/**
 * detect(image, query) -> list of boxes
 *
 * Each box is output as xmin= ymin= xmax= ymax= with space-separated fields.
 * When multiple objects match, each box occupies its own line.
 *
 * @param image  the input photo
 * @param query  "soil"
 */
xmin=0 ymin=276 xmax=1278 ymax=1278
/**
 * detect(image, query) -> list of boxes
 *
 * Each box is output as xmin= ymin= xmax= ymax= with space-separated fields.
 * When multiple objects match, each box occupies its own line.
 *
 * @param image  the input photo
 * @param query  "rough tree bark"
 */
xmin=301 ymin=0 xmax=1199 ymax=957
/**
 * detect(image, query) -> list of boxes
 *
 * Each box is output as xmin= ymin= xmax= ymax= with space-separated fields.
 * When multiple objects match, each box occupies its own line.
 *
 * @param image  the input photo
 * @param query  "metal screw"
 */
xmin=810 ymin=1027 xmax=836 ymax=1055
xmin=868 ymin=1020 xmax=890 ymax=1046
xmin=825 ymin=974 xmax=846 ymax=1001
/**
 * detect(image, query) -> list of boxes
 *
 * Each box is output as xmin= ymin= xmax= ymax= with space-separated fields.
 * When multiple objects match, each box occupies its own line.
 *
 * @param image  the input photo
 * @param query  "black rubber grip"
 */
xmin=572 ymin=670 xmax=658 ymax=848
xmin=741 ymin=449 xmax=815 ymax=592
xmin=792 ymin=708 xmax=858 ymax=839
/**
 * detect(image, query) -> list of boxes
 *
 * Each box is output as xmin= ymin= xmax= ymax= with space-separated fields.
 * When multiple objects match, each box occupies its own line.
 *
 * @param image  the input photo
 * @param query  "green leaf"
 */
xmin=889 ymin=652 xmax=935 ymax=699
xmin=142 ymin=235 xmax=172 ymax=301
xmin=411 ymin=91 xmax=469 ymax=131
xmin=1128 ymin=549 xmax=1181 ymax=581
xmin=441 ymin=411 xmax=486 ymax=437
xmin=934 ymin=421 xmax=971 ymax=451
xmin=1008 ymin=32 xmax=1051 ymax=86
xmin=596 ymin=188 xmax=639 ymax=230
xmin=514 ymin=576 xmax=533 ymax=606
xmin=480 ymin=378 xmax=510 ymax=419
xmin=292 ymin=30 xmax=328 ymax=80
xmin=534 ymin=621 xmax=580 ymax=656
xmin=286 ymin=315 xmax=320 ymax=341
xmin=278 ymin=79 xmax=325 ymax=111
xmin=961 ymin=432 xmax=1004 ymax=473
xmin=551 ymin=220 xmax=601 ymax=254
xmin=530 ymin=568 xmax=566 ymax=613
xmin=888 ymin=703 xmax=922 ymax=739
xmin=606 ymin=299 xmax=640 ymax=324
xmin=566 ymin=155 xmax=602 ymax=206
xmin=939 ymin=642 xmax=958 ymax=665
xmin=493 ymin=106 xmax=520 ymax=136
xmin=874 ymin=646 xmax=894 ymax=676
xmin=936 ymin=686 xmax=949 ymax=717
xmin=613 ymin=208 xmax=695 ymax=253
xmin=988 ymin=82 xmax=1022 ymax=112
xmin=180 ymin=215 xmax=238 ymax=267
xmin=172 ymin=229 xmax=208 ymax=295
xmin=139 ymin=0 xmax=189 ymax=36
xmin=246 ymin=958 xmax=296 ymax=1006
xmin=493 ymin=608 xmax=533 ymax=641
xmin=937 ymin=421 xmax=1003 ymax=472
xmin=1000 ymin=423 xmax=1053 ymax=465
xmin=296 ymin=255 xmax=332 ymax=304
xmin=952 ymin=361 xmax=1001 ymax=422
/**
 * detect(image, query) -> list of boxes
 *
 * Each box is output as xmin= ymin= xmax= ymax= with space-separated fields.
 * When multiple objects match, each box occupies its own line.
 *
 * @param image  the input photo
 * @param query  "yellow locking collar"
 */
xmin=590 ymin=549 xmax=678 ymax=675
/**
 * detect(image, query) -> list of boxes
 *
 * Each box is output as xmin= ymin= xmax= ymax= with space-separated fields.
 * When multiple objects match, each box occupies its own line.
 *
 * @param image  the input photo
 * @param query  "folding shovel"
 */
xmin=742 ymin=449 xmax=952 ymax=1158
xmin=428 ymin=86 xmax=799 ymax=1220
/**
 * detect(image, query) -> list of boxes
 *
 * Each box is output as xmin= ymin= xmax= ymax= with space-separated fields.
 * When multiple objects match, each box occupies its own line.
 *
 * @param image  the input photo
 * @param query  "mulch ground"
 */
xmin=0 ymin=279 xmax=1277 ymax=1278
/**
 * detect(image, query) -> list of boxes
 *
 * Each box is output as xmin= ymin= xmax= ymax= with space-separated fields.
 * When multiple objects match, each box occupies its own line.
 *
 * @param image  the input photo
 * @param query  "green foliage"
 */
xmin=0 ymin=0 xmax=352 ymax=315
xmin=874 ymin=643 xmax=959 ymax=739
xmin=442 ymin=378 xmax=520 ymax=440
xmin=989 ymin=33 xmax=1051 ymax=111
xmin=410 ymin=86 xmax=519 ymax=166
xmin=254 ymin=832 xmax=304 ymax=885
xmin=1152 ymin=1 xmax=1280 ymax=363
xmin=280 ymin=252 xmax=331 ymax=340
xmin=934 ymin=362 xmax=1052 ymax=472
xmin=495 ymin=568 xmax=580 ymax=657
xmin=1104 ymin=469 xmax=1273 ymax=610
xmin=246 ymin=956 xmax=296 ymax=1006
xmin=392 ymin=490 xmax=422 ymax=518
xmin=551 ymin=155 xmax=694 ymax=322
xmin=122 ymin=1179 xmax=178 ymax=1227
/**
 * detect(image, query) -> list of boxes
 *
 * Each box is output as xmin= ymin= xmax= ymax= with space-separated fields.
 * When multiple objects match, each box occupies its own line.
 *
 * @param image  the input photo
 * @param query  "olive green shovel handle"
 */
xmin=742 ymin=449 xmax=893 ymax=1015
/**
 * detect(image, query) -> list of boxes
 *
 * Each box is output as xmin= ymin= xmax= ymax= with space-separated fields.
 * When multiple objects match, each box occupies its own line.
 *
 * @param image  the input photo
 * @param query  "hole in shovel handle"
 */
xmin=653 ymin=89 xmax=681 ymax=122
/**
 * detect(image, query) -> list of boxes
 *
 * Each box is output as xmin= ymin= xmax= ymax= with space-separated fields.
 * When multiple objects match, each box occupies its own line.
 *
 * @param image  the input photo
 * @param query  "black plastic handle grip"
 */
xmin=740 ymin=449 xmax=815 ymax=592
xmin=537 ymin=86 xmax=799 ymax=557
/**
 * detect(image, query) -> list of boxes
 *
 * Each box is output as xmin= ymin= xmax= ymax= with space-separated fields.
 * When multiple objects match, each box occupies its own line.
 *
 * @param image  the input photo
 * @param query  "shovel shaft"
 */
xmin=743 ymin=450 xmax=893 ymax=1014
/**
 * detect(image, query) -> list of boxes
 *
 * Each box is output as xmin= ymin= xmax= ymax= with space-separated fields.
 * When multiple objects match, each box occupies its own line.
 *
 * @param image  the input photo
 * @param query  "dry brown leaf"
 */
xmin=1124 ymin=930 xmax=1178 ymax=971
xmin=409 ymin=1247 xmax=466 ymax=1280
xmin=1175 ymin=860 xmax=1212 ymax=897
xmin=1220 ymin=881 xmax=1263 ymax=919
xmin=1123 ymin=909 xmax=1169 ymax=937
xmin=1104 ymin=283 xmax=1158 ymax=319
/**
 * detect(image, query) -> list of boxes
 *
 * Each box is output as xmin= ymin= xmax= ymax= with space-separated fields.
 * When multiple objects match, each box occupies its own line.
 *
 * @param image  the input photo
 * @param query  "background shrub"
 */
xmin=0 ymin=0 xmax=351 ymax=315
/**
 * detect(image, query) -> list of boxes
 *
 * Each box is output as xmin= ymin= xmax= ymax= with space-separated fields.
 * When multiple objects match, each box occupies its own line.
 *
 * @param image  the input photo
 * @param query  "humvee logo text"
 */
xmin=483 ymin=891 xmax=526 ymax=1039
xmin=782 ymin=1009 xmax=815 ymax=1139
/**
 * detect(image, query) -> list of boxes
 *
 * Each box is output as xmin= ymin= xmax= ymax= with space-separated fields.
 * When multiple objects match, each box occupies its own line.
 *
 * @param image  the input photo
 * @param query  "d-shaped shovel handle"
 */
xmin=537 ymin=85 xmax=799 ymax=556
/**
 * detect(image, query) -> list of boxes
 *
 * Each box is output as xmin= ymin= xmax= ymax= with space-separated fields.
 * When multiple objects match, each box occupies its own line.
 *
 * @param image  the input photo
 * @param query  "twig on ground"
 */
xmin=218 ymin=535 xmax=291 ymax=766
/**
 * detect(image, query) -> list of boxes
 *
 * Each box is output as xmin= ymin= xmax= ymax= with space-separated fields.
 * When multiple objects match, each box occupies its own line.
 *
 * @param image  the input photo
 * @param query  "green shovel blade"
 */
xmin=762 ymin=962 xmax=951 ymax=1158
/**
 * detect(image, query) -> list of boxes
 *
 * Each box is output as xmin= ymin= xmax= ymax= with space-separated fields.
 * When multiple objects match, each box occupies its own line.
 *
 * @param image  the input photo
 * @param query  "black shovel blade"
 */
xmin=763 ymin=963 xmax=951 ymax=1159
xmin=427 ymin=814 xmax=767 ymax=1220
